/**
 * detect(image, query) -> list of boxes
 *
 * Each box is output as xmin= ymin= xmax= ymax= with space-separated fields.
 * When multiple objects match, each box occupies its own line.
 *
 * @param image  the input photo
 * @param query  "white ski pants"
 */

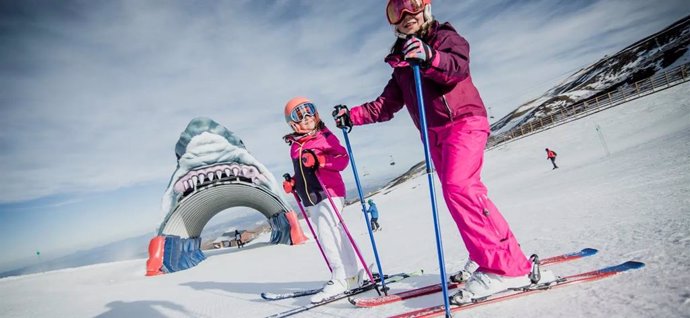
xmin=306 ymin=197 xmax=360 ymax=281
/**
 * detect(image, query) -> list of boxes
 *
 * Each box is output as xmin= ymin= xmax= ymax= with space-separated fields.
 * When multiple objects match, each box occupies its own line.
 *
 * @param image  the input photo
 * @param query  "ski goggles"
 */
xmin=386 ymin=0 xmax=428 ymax=25
xmin=287 ymin=102 xmax=317 ymax=123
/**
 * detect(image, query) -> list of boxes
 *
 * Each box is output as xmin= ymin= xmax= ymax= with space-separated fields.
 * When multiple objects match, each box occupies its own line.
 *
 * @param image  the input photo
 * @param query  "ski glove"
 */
xmin=332 ymin=105 xmax=353 ymax=131
xmin=301 ymin=149 xmax=325 ymax=169
xmin=282 ymin=173 xmax=295 ymax=193
xmin=403 ymin=36 xmax=435 ymax=66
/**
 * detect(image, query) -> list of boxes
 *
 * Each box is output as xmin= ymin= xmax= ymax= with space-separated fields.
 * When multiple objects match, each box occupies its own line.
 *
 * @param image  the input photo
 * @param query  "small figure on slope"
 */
xmin=546 ymin=148 xmax=559 ymax=170
xmin=366 ymin=199 xmax=381 ymax=232
xmin=234 ymin=229 xmax=244 ymax=249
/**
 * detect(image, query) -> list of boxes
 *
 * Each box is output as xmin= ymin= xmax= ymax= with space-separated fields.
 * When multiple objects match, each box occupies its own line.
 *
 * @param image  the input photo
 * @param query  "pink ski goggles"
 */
xmin=386 ymin=0 xmax=429 ymax=25
xmin=287 ymin=102 xmax=317 ymax=123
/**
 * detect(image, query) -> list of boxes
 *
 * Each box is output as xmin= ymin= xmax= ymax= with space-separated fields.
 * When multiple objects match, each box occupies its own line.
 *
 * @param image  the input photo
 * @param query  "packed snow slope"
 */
xmin=0 ymin=83 xmax=688 ymax=317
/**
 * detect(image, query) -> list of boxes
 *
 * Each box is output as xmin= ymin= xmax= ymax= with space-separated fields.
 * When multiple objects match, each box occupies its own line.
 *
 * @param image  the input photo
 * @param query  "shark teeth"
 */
xmin=174 ymin=163 xmax=272 ymax=194
xmin=191 ymin=176 xmax=199 ymax=189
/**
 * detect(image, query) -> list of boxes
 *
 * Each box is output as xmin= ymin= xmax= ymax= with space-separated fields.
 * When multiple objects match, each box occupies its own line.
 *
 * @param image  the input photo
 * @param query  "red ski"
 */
xmin=388 ymin=260 xmax=645 ymax=318
xmin=350 ymin=248 xmax=598 ymax=307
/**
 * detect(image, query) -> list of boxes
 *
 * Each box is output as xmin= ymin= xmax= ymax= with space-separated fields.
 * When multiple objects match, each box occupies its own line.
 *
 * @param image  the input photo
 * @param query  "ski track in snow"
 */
xmin=0 ymin=82 xmax=688 ymax=317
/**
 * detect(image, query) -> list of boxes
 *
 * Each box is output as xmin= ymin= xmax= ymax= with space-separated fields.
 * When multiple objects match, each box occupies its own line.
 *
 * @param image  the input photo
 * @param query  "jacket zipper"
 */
xmin=297 ymin=143 xmax=316 ymax=206
xmin=441 ymin=94 xmax=454 ymax=121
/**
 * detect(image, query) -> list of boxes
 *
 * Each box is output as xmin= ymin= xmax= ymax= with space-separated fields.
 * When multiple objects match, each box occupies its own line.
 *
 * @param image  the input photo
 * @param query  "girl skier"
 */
xmin=281 ymin=96 xmax=364 ymax=303
xmin=332 ymin=0 xmax=555 ymax=304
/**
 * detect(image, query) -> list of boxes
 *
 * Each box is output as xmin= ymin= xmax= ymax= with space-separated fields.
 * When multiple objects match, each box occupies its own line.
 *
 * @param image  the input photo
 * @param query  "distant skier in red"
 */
xmin=546 ymin=148 xmax=558 ymax=170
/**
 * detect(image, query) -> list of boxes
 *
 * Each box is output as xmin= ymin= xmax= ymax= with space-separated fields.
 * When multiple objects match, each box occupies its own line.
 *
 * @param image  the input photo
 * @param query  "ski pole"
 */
xmin=339 ymin=128 xmax=389 ymax=294
xmin=313 ymin=171 xmax=382 ymax=296
xmin=411 ymin=62 xmax=451 ymax=317
xmin=283 ymin=174 xmax=332 ymax=273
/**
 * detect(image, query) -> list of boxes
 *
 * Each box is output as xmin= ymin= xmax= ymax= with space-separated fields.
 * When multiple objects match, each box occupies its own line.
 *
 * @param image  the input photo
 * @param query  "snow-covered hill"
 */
xmin=491 ymin=14 xmax=690 ymax=135
xmin=0 ymin=79 xmax=687 ymax=317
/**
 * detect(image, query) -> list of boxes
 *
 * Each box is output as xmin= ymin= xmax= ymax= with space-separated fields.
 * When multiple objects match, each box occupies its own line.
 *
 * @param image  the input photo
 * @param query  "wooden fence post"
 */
xmin=664 ymin=70 xmax=670 ymax=87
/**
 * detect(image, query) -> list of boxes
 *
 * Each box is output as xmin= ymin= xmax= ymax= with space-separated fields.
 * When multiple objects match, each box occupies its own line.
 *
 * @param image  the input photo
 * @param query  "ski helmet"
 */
xmin=284 ymin=96 xmax=321 ymax=133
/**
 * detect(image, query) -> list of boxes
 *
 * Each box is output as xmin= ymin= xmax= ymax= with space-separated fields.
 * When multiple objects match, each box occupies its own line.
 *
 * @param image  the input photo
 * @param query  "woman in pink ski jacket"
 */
xmin=332 ymin=0 xmax=555 ymax=304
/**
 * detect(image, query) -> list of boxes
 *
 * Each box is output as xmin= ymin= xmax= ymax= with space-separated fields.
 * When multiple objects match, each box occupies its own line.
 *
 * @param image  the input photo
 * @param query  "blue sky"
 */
xmin=1 ymin=0 xmax=688 ymax=272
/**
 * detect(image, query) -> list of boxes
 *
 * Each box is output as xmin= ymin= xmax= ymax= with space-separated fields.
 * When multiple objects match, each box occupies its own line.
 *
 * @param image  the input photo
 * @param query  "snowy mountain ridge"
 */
xmin=491 ymin=14 xmax=690 ymax=135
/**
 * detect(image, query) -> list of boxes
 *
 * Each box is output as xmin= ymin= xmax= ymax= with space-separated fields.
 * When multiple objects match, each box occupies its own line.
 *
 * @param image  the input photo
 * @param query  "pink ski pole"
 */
xmin=284 ymin=174 xmax=332 ymax=273
xmin=314 ymin=171 xmax=380 ymax=295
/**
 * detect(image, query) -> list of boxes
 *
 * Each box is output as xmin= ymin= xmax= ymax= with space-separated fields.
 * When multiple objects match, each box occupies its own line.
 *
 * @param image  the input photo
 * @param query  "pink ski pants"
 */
xmin=428 ymin=116 xmax=531 ymax=277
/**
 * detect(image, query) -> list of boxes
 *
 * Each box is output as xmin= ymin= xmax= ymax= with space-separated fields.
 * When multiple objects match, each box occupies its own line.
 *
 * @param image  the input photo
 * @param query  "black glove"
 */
xmin=332 ymin=105 xmax=353 ymax=132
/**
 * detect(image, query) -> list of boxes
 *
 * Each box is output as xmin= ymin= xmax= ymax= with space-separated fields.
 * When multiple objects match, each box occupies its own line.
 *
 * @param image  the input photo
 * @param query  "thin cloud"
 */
xmin=1 ymin=1 xmax=689 ymax=203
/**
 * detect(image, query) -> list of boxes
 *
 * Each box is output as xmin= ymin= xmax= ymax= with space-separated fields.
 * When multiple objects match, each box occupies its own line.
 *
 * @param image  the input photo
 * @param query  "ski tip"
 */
xmin=602 ymin=260 xmax=646 ymax=273
xmin=624 ymin=261 xmax=646 ymax=269
xmin=581 ymin=248 xmax=599 ymax=256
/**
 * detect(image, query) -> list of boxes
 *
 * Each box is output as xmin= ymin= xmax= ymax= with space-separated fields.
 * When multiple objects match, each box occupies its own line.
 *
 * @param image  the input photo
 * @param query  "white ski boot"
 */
xmin=345 ymin=268 xmax=366 ymax=290
xmin=309 ymin=278 xmax=348 ymax=303
xmin=449 ymin=255 xmax=558 ymax=305
xmin=449 ymin=259 xmax=479 ymax=283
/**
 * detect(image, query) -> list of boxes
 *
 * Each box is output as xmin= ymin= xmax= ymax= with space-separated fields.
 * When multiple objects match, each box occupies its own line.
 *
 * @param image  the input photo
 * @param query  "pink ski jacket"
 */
xmin=350 ymin=21 xmax=489 ymax=131
xmin=285 ymin=126 xmax=349 ymax=206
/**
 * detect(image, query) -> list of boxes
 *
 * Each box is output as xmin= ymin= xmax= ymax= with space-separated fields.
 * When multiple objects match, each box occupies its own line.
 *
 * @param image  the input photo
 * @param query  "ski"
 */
xmin=350 ymin=247 xmax=598 ymax=307
xmin=261 ymin=288 xmax=322 ymax=301
xmin=261 ymin=270 xmax=422 ymax=301
xmin=388 ymin=260 xmax=645 ymax=318
xmin=263 ymin=269 xmax=423 ymax=318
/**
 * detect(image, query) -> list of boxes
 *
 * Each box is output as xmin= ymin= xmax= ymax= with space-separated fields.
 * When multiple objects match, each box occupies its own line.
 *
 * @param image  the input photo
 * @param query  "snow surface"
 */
xmin=1 ymin=83 xmax=688 ymax=317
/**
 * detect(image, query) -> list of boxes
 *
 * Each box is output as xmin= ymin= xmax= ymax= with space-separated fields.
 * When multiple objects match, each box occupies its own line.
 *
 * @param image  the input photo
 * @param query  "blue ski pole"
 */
xmin=340 ymin=128 xmax=389 ymax=294
xmin=411 ymin=62 xmax=451 ymax=317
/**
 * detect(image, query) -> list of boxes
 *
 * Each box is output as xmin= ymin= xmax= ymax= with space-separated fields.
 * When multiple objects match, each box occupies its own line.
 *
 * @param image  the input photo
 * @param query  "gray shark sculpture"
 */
xmin=146 ymin=117 xmax=306 ymax=275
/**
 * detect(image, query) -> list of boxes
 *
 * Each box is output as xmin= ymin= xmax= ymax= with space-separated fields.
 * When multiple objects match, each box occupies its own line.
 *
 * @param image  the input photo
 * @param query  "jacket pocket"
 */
xmin=477 ymin=194 xmax=506 ymax=242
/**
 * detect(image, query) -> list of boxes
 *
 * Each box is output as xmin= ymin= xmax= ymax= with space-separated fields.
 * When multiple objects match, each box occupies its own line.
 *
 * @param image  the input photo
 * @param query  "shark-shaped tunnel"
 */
xmin=145 ymin=117 xmax=307 ymax=276
xmin=159 ymin=180 xmax=289 ymax=238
